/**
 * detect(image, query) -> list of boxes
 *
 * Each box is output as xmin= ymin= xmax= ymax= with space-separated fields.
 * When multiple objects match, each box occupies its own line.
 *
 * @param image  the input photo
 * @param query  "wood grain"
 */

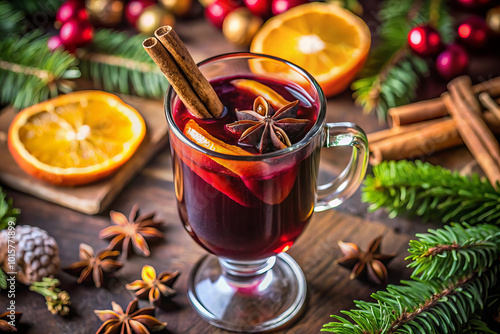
xmin=0 ymin=95 xmax=169 ymax=215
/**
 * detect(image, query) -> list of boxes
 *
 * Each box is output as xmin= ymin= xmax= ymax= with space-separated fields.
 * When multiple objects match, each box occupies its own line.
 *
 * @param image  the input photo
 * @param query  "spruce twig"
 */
xmin=0 ymin=30 xmax=80 ymax=110
xmin=351 ymin=0 xmax=452 ymax=121
xmin=0 ymin=1 xmax=26 ymax=37
xmin=362 ymin=160 xmax=500 ymax=225
xmin=78 ymin=29 xmax=169 ymax=99
xmin=407 ymin=223 xmax=500 ymax=280
xmin=11 ymin=0 xmax=63 ymax=16
xmin=0 ymin=270 xmax=6 ymax=290
xmin=0 ymin=187 xmax=20 ymax=231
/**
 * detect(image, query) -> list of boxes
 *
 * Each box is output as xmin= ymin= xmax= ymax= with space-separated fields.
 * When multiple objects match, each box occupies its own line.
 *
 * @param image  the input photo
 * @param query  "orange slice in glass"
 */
xmin=230 ymin=79 xmax=290 ymax=109
xmin=8 ymin=91 xmax=146 ymax=186
xmin=250 ymin=2 xmax=371 ymax=97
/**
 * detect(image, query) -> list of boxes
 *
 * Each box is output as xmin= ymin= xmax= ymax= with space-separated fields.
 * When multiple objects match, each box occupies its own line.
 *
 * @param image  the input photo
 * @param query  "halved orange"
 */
xmin=8 ymin=91 xmax=146 ymax=186
xmin=250 ymin=2 xmax=371 ymax=97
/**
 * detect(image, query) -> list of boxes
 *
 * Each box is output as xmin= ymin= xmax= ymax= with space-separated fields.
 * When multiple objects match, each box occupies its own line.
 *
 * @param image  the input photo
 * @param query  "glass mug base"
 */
xmin=187 ymin=253 xmax=307 ymax=333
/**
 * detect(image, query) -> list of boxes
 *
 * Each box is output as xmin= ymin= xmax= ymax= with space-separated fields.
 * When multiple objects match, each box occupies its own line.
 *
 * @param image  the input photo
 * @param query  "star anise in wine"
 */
xmin=94 ymin=299 xmax=166 ymax=334
xmin=226 ymin=96 xmax=310 ymax=153
xmin=0 ymin=311 xmax=21 ymax=332
xmin=63 ymin=243 xmax=123 ymax=288
xmin=337 ymin=235 xmax=396 ymax=285
xmin=126 ymin=265 xmax=180 ymax=305
xmin=100 ymin=204 xmax=163 ymax=258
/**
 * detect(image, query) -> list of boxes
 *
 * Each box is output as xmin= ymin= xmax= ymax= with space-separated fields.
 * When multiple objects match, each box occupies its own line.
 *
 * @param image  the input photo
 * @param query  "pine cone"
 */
xmin=0 ymin=225 xmax=60 ymax=285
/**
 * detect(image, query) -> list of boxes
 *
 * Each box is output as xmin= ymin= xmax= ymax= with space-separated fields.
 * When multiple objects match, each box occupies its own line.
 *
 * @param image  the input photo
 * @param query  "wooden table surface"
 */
xmin=2 ymin=5 xmax=500 ymax=334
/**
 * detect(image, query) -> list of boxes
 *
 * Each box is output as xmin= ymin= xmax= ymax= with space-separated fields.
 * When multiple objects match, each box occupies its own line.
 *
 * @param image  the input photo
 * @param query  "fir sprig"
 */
xmin=0 ymin=270 xmax=6 ymax=290
xmin=323 ymin=266 xmax=499 ymax=333
xmin=78 ymin=29 xmax=169 ymax=99
xmin=362 ymin=160 xmax=500 ymax=225
xmin=0 ymin=30 xmax=80 ymax=110
xmin=407 ymin=223 xmax=500 ymax=280
xmin=11 ymin=0 xmax=63 ymax=16
xmin=351 ymin=0 xmax=452 ymax=121
xmin=0 ymin=1 xmax=26 ymax=37
xmin=0 ymin=187 xmax=20 ymax=231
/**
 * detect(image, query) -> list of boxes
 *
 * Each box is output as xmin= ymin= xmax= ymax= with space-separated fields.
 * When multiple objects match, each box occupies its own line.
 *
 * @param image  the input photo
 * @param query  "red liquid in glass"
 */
xmin=172 ymin=75 xmax=320 ymax=261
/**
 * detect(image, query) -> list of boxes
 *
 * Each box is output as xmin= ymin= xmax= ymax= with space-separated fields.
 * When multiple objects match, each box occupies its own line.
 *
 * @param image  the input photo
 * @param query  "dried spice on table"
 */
xmin=337 ymin=235 xmax=396 ymax=285
xmin=63 ymin=243 xmax=123 ymax=288
xmin=100 ymin=204 xmax=164 ymax=258
xmin=29 ymin=277 xmax=71 ymax=316
xmin=126 ymin=265 xmax=180 ymax=305
xmin=94 ymin=299 xmax=166 ymax=334
xmin=0 ymin=311 xmax=22 ymax=332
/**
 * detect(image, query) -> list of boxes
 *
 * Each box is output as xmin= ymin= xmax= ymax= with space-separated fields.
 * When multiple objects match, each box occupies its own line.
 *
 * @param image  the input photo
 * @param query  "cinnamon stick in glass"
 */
xmin=154 ymin=26 xmax=223 ymax=118
xmin=389 ymin=76 xmax=500 ymax=126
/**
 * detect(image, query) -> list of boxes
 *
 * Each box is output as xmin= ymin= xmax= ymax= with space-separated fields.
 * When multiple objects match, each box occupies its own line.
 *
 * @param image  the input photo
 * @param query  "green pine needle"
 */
xmin=351 ymin=0 xmax=452 ymax=121
xmin=0 ymin=30 xmax=80 ymax=110
xmin=407 ymin=223 xmax=500 ymax=280
xmin=11 ymin=0 xmax=63 ymax=16
xmin=0 ymin=1 xmax=26 ymax=37
xmin=362 ymin=160 xmax=500 ymax=225
xmin=0 ymin=270 xmax=6 ymax=290
xmin=78 ymin=29 xmax=170 ymax=99
xmin=0 ymin=187 xmax=20 ymax=231
xmin=323 ymin=261 xmax=499 ymax=333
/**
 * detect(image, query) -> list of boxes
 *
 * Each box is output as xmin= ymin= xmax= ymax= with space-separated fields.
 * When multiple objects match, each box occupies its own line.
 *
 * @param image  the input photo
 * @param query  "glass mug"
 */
xmin=166 ymin=53 xmax=368 ymax=332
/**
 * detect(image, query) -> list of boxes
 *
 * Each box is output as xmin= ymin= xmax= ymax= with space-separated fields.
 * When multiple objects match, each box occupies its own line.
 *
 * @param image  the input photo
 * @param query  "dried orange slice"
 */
xmin=230 ymin=79 xmax=290 ymax=109
xmin=250 ymin=2 xmax=371 ymax=97
xmin=8 ymin=91 xmax=146 ymax=186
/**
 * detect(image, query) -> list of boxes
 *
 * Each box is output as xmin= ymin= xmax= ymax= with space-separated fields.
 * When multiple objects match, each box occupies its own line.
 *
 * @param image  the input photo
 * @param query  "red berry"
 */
xmin=205 ymin=0 xmax=241 ymax=29
xmin=408 ymin=25 xmax=442 ymax=57
xmin=271 ymin=0 xmax=308 ymax=15
xmin=125 ymin=0 xmax=156 ymax=28
xmin=60 ymin=18 xmax=94 ymax=47
xmin=244 ymin=0 xmax=272 ymax=18
xmin=435 ymin=44 xmax=469 ymax=80
xmin=56 ymin=0 xmax=87 ymax=24
xmin=47 ymin=35 xmax=65 ymax=51
xmin=458 ymin=16 xmax=489 ymax=49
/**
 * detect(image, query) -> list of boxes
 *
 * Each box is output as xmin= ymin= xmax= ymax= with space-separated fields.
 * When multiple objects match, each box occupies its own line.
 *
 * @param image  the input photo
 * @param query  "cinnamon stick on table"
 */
xmin=443 ymin=76 xmax=500 ymax=186
xmin=388 ymin=76 xmax=500 ymax=126
xmin=143 ymin=26 xmax=223 ymax=119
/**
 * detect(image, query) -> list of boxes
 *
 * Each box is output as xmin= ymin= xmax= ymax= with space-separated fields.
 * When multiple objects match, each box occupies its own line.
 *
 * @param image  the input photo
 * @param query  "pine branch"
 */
xmin=464 ymin=314 xmax=498 ymax=334
xmin=0 ymin=30 xmax=80 ymax=110
xmin=0 ymin=187 xmax=20 ymax=231
xmin=362 ymin=160 xmax=500 ymax=225
xmin=11 ymin=0 xmax=63 ymax=16
xmin=351 ymin=0 xmax=452 ymax=121
xmin=406 ymin=223 xmax=500 ymax=280
xmin=78 ymin=29 xmax=170 ymax=99
xmin=0 ymin=269 xmax=6 ymax=290
xmin=0 ymin=1 xmax=26 ymax=37
xmin=322 ymin=262 xmax=499 ymax=333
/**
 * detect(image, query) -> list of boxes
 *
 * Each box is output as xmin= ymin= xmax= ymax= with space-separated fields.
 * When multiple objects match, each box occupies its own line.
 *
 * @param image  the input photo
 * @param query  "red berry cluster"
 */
xmin=49 ymin=0 xmax=94 ymax=53
xmin=407 ymin=13 xmax=492 ymax=80
xmin=204 ymin=0 xmax=309 ymax=30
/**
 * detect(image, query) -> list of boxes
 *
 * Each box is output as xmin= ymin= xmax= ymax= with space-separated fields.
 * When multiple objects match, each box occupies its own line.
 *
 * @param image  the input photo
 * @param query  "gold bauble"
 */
xmin=137 ymin=5 xmax=175 ymax=35
xmin=160 ymin=0 xmax=193 ymax=17
xmin=198 ymin=0 xmax=215 ymax=8
xmin=486 ymin=6 xmax=500 ymax=34
xmin=222 ymin=8 xmax=263 ymax=47
xmin=86 ymin=0 xmax=124 ymax=27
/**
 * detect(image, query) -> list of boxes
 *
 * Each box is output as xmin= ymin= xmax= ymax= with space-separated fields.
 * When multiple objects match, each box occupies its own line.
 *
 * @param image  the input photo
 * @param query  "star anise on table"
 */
xmin=94 ymin=299 xmax=166 ymax=334
xmin=0 ymin=311 xmax=21 ymax=333
xmin=226 ymin=96 xmax=310 ymax=153
xmin=126 ymin=265 xmax=180 ymax=305
xmin=100 ymin=204 xmax=163 ymax=258
xmin=337 ymin=235 xmax=396 ymax=285
xmin=63 ymin=243 xmax=123 ymax=288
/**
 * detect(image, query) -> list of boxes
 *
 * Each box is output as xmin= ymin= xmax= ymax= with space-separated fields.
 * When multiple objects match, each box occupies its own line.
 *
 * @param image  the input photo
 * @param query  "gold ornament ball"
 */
xmin=222 ymin=8 xmax=263 ymax=47
xmin=86 ymin=0 xmax=124 ymax=27
xmin=137 ymin=5 xmax=176 ymax=35
xmin=198 ymin=0 xmax=215 ymax=8
xmin=486 ymin=6 xmax=500 ymax=34
xmin=161 ymin=0 xmax=193 ymax=17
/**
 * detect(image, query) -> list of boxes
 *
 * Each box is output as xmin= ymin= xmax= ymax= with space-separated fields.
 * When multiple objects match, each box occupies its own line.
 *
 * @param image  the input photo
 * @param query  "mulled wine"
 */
xmin=171 ymin=75 xmax=320 ymax=261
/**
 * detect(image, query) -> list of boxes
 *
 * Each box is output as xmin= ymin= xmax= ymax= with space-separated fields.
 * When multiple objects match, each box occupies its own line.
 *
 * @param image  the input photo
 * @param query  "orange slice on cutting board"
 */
xmin=8 ymin=91 xmax=146 ymax=186
xmin=250 ymin=2 xmax=371 ymax=97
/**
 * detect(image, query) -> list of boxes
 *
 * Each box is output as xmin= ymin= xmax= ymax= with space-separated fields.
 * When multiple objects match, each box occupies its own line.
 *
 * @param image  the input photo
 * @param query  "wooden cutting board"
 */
xmin=0 ymin=94 xmax=169 ymax=215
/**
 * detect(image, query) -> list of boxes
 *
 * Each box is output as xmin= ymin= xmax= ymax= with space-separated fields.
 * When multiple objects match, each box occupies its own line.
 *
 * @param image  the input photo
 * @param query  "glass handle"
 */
xmin=314 ymin=122 xmax=369 ymax=212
